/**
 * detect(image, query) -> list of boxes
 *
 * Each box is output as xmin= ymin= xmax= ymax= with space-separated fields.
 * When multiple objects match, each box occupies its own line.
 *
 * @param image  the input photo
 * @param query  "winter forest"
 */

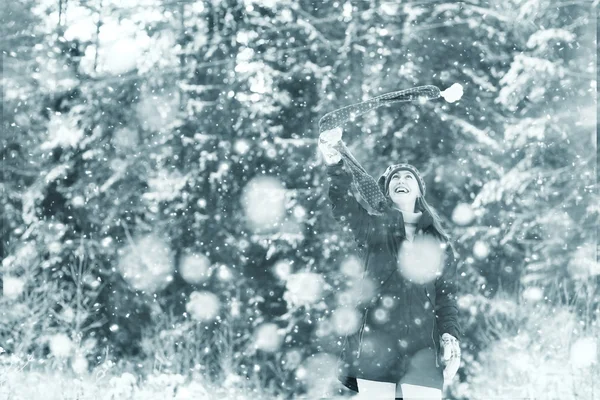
xmin=1 ymin=0 xmax=598 ymax=399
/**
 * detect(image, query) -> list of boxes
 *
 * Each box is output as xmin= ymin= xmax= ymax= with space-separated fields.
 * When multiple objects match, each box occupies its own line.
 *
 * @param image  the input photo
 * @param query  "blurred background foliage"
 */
xmin=0 ymin=0 xmax=597 ymax=399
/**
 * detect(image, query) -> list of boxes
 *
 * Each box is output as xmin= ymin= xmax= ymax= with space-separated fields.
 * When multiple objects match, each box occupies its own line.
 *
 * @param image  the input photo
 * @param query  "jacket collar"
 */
xmin=386 ymin=207 xmax=434 ymax=236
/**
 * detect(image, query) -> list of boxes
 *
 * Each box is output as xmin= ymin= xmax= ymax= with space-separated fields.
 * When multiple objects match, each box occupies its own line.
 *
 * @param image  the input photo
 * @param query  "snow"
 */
xmin=380 ymin=2 xmax=399 ymax=16
xmin=461 ymin=68 xmax=497 ymax=92
xmin=444 ymin=115 xmax=501 ymax=151
xmin=522 ymin=287 xmax=544 ymax=302
xmin=440 ymin=83 xmax=464 ymax=103
xmin=451 ymin=203 xmax=476 ymax=225
xmin=234 ymin=139 xmax=251 ymax=155
xmin=44 ymin=164 xmax=70 ymax=184
xmin=504 ymin=118 xmax=546 ymax=148
xmin=331 ymin=307 xmax=361 ymax=335
xmin=143 ymin=170 xmax=188 ymax=202
xmin=4 ymin=1 xmax=597 ymax=398
xmin=111 ymin=127 xmax=139 ymax=151
xmin=61 ymin=307 xmax=75 ymax=323
xmin=292 ymin=205 xmax=306 ymax=220
xmin=340 ymin=255 xmax=363 ymax=278
xmin=179 ymin=253 xmax=212 ymax=284
xmin=568 ymin=243 xmax=600 ymax=278
xmin=273 ymin=260 xmax=293 ymax=281
xmin=296 ymin=353 xmax=338 ymax=398
xmin=283 ymin=272 xmax=326 ymax=307
xmin=236 ymin=31 xmax=258 ymax=46
xmin=253 ymin=323 xmax=283 ymax=352
xmin=78 ymin=18 xmax=152 ymax=75
xmin=397 ymin=236 xmax=445 ymax=284
xmin=2 ymin=276 xmax=25 ymax=299
xmin=135 ymin=93 xmax=179 ymax=132
xmin=457 ymin=294 xmax=475 ymax=309
xmin=41 ymin=114 xmax=83 ymax=151
xmin=216 ymin=265 xmax=233 ymax=281
xmin=62 ymin=7 xmax=95 ymax=42
xmin=71 ymin=195 xmax=85 ymax=207
xmin=185 ymin=291 xmax=220 ymax=322
xmin=72 ymin=354 xmax=89 ymax=375
xmin=337 ymin=277 xmax=377 ymax=306
xmin=472 ymin=240 xmax=490 ymax=260
xmin=342 ymin=3 xmax=353 ymax=19
xmin=373 ymin=308 xmax=389 ymax=324
xmin=570 ymin=337 xmax=598 ymax=368
xmin=527 ymin=28 xmax=576 ymax=51
xmin=498 ymin=54 xmax=565 ymax=110
xmin=117 ymin=235 xmax=174 ymax=293
xmin=49 ymin=334 xmax=73 ymax=358
xmin=241 ymin=176 xmax=287 ymax=232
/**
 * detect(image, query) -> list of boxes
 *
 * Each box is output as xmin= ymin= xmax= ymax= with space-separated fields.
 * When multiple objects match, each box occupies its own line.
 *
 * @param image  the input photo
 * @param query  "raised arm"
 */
xmin=326 ymin=160 xmax=378 ymax=246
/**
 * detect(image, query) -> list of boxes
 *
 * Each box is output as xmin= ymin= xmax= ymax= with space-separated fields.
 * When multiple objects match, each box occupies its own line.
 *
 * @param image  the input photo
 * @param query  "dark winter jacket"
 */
xmin=326 ymin=160 xmax=462 ymax=391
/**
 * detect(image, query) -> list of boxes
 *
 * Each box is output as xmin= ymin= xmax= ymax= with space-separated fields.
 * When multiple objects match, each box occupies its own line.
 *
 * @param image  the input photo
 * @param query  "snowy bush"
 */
xmin=455 ymin=301 xmax=600 ymax=400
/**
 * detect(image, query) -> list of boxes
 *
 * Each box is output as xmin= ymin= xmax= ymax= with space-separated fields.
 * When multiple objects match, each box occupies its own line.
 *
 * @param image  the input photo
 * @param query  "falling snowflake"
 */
xmin=340 ymin=256 xmax=363 ymax=278
xmin=179 ymin=253 xmax=212 ymax=284
xmin=186 ymin=291 xmax=220 ymax=322
xmin=72 ymin=354 xmax=89 ymax=375
xmin=273 ymin=260 xmax=293 ymax=281
xmin=337 ymin=277 xmax=377 ymax=307
xmin=254 ymin=323 xmax=283 ymax=352
xmin=331 ymin=307 xmax=361 ymax=335
xmin=451 ymin=203 xmax=475 ymax=226
xmin=49 ymin=333 xmax=73 ymax=358
xmin=522 ymin=287 xmax=544 ymax=302
xmin=118 ymin=235 xmax=174 ymax=293
xmin=241 ymin=176 xmax=287 ymax=231
xmin=284 ymin=272 xmax=325 ymax=307
xmin=473 ymin=240 xmax=490 ymax=259
xmin=2 ymin=276 xmax=25 ymax=299
xmin=397 ymin=236 xmax=445 ymax=284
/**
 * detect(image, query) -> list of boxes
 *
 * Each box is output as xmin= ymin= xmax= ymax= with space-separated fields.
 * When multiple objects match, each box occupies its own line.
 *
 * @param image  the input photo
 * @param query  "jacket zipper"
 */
xmin=356 ymin=260 xmax=370 ymax=359
xmin=357 ymin=308 xmax=368 ymax=358
xmin=424 ymin=287 xmax=440 ymax=368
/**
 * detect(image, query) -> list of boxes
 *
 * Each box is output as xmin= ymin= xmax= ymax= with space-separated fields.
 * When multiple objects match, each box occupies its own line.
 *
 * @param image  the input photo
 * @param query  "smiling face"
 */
xmin=387 ymin=170 xmax=421 ymax=210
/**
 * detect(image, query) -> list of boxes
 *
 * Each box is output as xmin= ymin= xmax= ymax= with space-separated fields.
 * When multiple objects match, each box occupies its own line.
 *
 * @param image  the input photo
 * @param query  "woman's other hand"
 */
xmin=440 ymin=333 xmax=461 ymax=381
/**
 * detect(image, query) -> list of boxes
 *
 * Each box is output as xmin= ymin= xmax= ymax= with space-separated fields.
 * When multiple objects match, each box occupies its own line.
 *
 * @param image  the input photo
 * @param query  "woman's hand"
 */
xmin=440 ymin=333 xmax=461 ymax=381
xmin=318 ymin=127 xmax=343 ymax=165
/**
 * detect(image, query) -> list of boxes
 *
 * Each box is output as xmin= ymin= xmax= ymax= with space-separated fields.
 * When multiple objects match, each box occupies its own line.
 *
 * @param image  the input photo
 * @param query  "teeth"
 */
xmin=395 ymin=187 xmax=408 ymax=193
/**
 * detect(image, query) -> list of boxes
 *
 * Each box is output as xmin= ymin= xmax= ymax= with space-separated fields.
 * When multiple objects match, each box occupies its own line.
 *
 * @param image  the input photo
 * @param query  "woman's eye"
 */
xmin=406 ymin=175 xmax=413 ymax=179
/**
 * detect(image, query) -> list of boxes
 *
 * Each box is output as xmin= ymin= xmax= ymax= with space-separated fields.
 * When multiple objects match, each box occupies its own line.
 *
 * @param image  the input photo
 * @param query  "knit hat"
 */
xmin=377 ymin=163 xmax=426 ymax=197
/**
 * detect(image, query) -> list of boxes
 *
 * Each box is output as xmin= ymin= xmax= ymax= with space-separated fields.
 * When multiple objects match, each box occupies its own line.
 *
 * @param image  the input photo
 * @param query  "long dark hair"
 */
xmin=415 ymin=197 xmax=449 ymax=241
xmin=415 ymin=196 xmax=458 ymax=258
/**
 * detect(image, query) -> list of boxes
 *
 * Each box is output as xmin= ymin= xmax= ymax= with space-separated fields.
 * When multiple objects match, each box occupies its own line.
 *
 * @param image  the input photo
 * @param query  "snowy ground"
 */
xmin=0 ymin=368 xmax=289 ymax=400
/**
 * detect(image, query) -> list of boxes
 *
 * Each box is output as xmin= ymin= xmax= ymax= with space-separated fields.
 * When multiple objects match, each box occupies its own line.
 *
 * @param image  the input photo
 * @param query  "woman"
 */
xmin=319 ymin=128 xmax=462 ymax=400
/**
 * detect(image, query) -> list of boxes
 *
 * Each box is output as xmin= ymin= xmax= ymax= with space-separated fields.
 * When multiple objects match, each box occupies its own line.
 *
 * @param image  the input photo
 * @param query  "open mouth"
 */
xmin=394 ymin=186 xmax=409 ymax=194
